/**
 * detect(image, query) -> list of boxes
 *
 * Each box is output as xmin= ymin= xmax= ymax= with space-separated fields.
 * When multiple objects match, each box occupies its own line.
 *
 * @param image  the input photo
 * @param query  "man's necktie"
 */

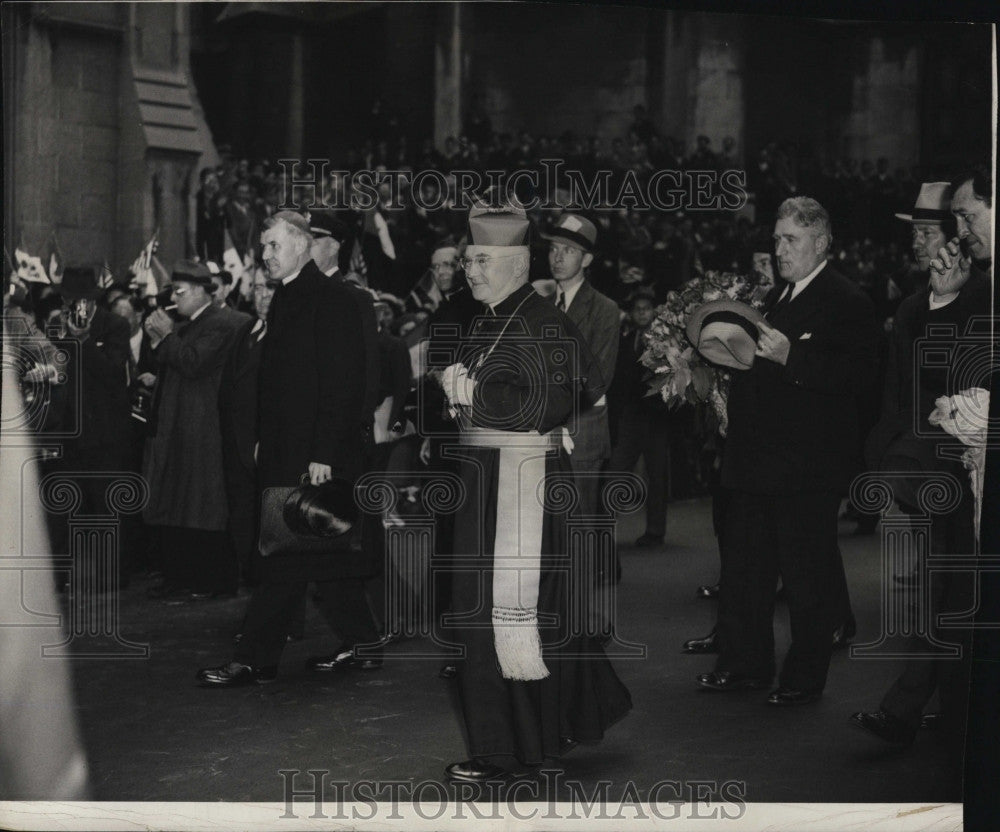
xmin=556 ymin=291 xmax=566 ymax=312
xmin=255 ymin=320 xmax=267 ymax=343
xmin=767 ymin=285 xmax=794 ymax=319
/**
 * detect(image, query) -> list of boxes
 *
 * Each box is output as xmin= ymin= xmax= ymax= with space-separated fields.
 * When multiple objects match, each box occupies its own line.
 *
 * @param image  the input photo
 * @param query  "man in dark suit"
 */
xmin=852 ymin=171 xmax=991 ymax=753
xmin=197 ymin=211 xmax=380 ymax=687
xmin=606 ymin=288 xmax=674 ymax=549
xmin=698 ymin=197 xmax=877 ymax=705
xmin=543 ymin=213 xmax=621 ymax=521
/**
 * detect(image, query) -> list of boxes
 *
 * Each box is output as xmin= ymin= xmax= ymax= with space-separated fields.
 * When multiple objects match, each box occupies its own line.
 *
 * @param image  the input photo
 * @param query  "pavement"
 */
xmin=62 ymin=498 xmax=963 ymax=804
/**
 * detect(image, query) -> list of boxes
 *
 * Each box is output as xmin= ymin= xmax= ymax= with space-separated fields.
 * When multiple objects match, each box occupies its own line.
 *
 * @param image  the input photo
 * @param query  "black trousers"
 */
xmin=235 ymin=578 xmax=378 ymax=668
xmin=607 ymin=408 xmax=669 ymax=537
xmin=715 ymin=490 xmax=846 ymax=691
xmin=879 ymin=481 xmax=975 ymax=729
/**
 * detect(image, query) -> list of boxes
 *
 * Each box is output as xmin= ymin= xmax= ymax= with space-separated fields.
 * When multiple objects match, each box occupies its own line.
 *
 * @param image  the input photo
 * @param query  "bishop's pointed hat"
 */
xmin=468 ymin=193 xmax=530 ymax=246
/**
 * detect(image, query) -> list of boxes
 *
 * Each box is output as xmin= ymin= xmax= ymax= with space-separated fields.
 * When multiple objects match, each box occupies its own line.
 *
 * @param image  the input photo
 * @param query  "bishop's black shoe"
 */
xmin=850 ymin=710 xmax=918 ymax=745
xmin=444 ymin=758 xmax=513 ymax=783
xmin=196 ymin=661 xmax=277 ymax=688
xmin=696 ymin=671 xmax=770 ymax=692
xmin=306 ymin=646 xmax=382 ymax=672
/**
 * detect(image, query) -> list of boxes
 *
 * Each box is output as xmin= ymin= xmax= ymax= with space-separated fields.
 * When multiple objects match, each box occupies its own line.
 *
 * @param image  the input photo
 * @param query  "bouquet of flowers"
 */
xmin=928 ymin=387 xmax=990 ymax=543
xmin=640 ymin=271 xmax=770 ymax=435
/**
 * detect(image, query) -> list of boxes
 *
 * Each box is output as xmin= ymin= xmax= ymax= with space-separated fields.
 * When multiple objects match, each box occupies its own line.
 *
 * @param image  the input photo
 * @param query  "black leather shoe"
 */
xmin=196 ymin=661 xmax=277 ymax=687
xmin=696 ymin=583 xmax=720 ymax=599
xmin=696 ymin=671 xmax=769 ymax=692
xmin=438 ymin=664 xmax=458 ymax=680
xmin=682 ymin=630 xmax=718 ymax=654
xmin=832 ymin=619 xmax=857 ymax=649
xmin=445 ymin=758 xmax=511 ymax=783
xmin=306 ymin=647 xmax=382 ymax=672
xmin=767 ymin=687 xmax=822 ymax=706
xmin=850 ymin=710 xmax=918 ymax=745
xmin=634 ymin=533 xmax=664 ymax=548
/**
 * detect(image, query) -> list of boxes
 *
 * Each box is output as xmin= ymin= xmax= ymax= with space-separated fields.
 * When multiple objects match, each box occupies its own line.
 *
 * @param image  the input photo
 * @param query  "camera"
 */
xmin=130 ymin=386 xmax=153 ymax=424
xmin=69 ymin=298 xmax=92 ymax=330
xmin=3 ymin=318 xmax=81 ymax=438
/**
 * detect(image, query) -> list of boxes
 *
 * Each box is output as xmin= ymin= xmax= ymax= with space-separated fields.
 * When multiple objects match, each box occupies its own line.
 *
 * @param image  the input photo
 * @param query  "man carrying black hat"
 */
xmin=197 ymin=211 xmax=381 ymax=686
xmin=143 ymin=260 xmax=242 ymax=600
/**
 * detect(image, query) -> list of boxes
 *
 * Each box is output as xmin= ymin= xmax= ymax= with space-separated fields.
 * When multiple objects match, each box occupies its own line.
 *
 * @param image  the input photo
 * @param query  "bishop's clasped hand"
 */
xmin=441 ymin=362 xmax=476 ymax=411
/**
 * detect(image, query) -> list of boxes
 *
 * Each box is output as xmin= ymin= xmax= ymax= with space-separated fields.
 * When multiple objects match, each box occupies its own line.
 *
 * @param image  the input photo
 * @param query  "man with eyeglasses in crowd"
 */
xmin=437 ymin=196 xmax=631 ymax=783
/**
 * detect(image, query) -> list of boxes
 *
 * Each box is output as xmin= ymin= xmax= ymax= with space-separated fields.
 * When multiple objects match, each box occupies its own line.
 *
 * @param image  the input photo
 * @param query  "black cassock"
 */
xmin=445 ymin=282 xmax=631 ymax=767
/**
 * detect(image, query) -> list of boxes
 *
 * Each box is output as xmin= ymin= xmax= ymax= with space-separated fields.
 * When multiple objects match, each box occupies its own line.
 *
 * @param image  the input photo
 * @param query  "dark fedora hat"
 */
xmin=59 ymin=266 xmax=102 ymax=300
xmin=169 ymin=259 xmax=214 ymax=289
xmin=686 ymin=299 xmax=765 ymax=370
xmin=282 ymin=477 xmax=359 ymax=538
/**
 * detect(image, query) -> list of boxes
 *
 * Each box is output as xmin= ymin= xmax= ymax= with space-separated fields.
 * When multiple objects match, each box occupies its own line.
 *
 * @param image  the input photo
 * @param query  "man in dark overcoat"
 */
xmin=698 ymin=197 xmax=877 ymax=705
xmin=197 ymin=212 xmax=380 ymax=687
xmin=142 ymin=261 xmax=242 ymax=598
xmin=852 ymin=172 xmax=992 ymax=761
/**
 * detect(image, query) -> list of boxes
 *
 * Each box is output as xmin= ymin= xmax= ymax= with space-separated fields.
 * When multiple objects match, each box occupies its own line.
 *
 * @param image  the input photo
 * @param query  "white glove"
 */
xmin=442 ymin=362 xmax=475 ymax=408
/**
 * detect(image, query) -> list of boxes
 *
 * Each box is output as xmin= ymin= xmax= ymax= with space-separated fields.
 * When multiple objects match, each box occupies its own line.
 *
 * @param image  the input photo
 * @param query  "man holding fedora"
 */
xmin=697 ymin=197 xmax=877 ymax=705
xmin=197 ymin=211 xmax=381 ymax=687
xmin=438 ymin=197 xmax=631 ymax=782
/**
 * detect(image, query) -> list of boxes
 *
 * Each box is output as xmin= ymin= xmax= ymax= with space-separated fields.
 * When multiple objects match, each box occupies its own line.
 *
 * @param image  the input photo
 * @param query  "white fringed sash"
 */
xmin=460 ymin=426 xmax=559 ymax=680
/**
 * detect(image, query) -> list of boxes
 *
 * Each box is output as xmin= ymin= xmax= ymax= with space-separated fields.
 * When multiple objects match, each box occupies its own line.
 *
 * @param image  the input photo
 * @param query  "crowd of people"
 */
xmin=4 ymin=109 xmax=992 ymax=783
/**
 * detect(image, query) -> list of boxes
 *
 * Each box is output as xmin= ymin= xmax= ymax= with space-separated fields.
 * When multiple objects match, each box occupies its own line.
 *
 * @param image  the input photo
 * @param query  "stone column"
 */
xmin=690 ymin=14 xmax=745 ymax=165
xmin=286 ymin=31 xmax=304 ymax=161
xmin=434 ymin=4 xmax=466 ymax=150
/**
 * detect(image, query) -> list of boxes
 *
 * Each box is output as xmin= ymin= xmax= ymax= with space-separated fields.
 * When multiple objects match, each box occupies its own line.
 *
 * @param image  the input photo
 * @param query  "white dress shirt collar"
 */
xmin=556 ymin=275 xmax=586 ymax=310
xmin=785 ymin=259 xmax=826 ymax=301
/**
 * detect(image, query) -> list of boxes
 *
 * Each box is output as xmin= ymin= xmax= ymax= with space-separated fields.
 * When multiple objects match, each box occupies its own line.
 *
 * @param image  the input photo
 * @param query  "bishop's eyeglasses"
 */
xmin=459 ymin=253 xmax=523 ymax=272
